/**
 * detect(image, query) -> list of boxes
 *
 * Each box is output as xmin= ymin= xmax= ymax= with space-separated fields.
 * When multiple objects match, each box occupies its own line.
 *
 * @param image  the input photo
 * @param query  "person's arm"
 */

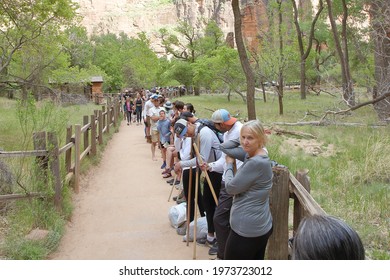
xmin=219 ymin=138 xmax=246 ymax=162
xmin=225 ymin=158 xmax=261 ymax=195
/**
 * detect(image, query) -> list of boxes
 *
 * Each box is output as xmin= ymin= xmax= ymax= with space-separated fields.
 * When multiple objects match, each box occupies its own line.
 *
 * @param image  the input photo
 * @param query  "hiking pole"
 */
xmin=192 ymin=143 xmax=218 ymax=205
xmin=167 ymin=173 xmax=177 ymax=202
xmin=186 ymin=166 xmax=193 ymax=247
xmin=192 ymin=166 xmax=199 ymax=260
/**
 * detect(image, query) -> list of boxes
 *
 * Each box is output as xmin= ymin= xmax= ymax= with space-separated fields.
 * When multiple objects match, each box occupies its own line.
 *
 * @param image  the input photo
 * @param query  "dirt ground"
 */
xmin=49 ymin=120 xmax=211 ymax=260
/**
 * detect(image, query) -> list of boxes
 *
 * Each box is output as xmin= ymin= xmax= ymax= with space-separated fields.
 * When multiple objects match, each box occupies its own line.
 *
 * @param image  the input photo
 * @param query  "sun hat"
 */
xmin=211 ymin=109 xmax=237 ymax=125
xmin=164 ymin=101 xmax=173 ymax=109
xmin=174 ymin=119 xmax=188 ymax=138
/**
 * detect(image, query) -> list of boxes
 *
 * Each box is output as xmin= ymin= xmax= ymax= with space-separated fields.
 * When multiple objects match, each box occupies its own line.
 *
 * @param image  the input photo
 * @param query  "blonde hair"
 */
xmin=240 ymin=119 xmax=267 ymax=148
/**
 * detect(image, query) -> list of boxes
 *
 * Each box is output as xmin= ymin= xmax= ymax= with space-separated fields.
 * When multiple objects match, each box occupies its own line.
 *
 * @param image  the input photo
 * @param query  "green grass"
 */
xmin=0 ymin=97 xmax=114 ymax=259
xmin=174 ymin=91 xmax=390 ymax=259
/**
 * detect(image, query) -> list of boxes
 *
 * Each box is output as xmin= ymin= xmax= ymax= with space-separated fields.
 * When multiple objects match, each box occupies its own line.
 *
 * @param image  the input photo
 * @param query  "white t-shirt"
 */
xmin=149 ymin=106 xmax=161 ymax=131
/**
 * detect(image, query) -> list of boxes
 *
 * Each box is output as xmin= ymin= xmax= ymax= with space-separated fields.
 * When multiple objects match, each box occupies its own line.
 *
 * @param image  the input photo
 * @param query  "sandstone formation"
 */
xmin=72 ymin=0 xmax=276 ymax=54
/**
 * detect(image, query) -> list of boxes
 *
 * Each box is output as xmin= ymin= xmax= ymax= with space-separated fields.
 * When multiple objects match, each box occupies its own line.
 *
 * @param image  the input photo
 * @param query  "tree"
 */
xmin=325 ymin=0 xmax=356 ymax=106
xmin=193 ymin=46 xmax=246 ymax=101
xmin=232 ymin=0 xmax=256 ymax=120
xmin=291 ymin=0 xmax=324 ymax=99
xmin=0 ymin=0 xmax=77 ymax=97
xmin=370 ymin=0 xmax=390 ymax=121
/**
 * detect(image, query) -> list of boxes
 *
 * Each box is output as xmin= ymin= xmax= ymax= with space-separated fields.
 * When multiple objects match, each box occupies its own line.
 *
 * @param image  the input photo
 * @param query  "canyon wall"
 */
xmin=73 ymin=0 xmax=270 ymax=53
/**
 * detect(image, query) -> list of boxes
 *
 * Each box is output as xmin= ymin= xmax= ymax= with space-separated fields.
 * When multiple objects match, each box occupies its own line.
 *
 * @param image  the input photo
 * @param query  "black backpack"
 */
xmin=195 ymin=119 xmax=224 ymax=143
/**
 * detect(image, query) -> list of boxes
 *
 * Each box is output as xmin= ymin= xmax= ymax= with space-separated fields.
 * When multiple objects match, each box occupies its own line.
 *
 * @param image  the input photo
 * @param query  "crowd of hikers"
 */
xmin=119 ymin=88 xmax=366 ymax=260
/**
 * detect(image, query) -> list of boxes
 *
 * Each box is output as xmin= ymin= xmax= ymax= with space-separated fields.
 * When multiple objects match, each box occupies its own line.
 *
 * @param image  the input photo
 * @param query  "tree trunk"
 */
xmin=232 ymin=0 xmax=256 ymax=120
xmin=261 ymin=82 xmax=267 ymax=103
xmin=292 ymin=0 xmax=324 ymax=100
xmin=277 ymin=0 xmax=284 ymax=115
xmin=370 ymin=0 xmax=390 ymax=121
xmin=325 ymin=0 xmax=355 ymax=106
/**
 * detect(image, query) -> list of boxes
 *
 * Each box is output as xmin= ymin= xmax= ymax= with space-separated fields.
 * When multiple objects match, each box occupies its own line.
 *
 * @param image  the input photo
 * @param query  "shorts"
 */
xmin=151 ymin=130 xmax=160 ymax=143
xmin=145 ymin=116 xmax=151 ymax=127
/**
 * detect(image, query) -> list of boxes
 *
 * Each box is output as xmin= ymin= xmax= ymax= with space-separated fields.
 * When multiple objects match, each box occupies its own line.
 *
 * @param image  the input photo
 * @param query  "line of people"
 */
xmin=138 ymin=93 xmax=365 ymax=260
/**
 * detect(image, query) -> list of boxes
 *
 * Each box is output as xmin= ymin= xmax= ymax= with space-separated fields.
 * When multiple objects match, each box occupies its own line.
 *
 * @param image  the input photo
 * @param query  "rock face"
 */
xmin=73 ymin=0 xmax=269 ymax=53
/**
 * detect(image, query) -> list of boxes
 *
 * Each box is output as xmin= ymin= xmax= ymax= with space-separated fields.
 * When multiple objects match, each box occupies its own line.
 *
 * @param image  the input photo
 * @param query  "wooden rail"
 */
xmin=267 ymin=167 xmax=327 ymax=259
xmin=0 ymin=96 xmax=121 ymax=208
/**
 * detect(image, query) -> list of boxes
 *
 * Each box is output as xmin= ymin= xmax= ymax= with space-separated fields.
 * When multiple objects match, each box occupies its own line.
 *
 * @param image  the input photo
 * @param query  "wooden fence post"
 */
xmin=90 ymin=114 xmax=97 ymax=156
xmin=65 ymin=126 xmax=72 ymax=173
xmin=74 ymin=124 xmax=81 ymax=193
xmin=267 ymin=166 xmax=290 ymax=260
xmin=98 ymin=110 xmax=103 ymax=145
xmin=101 ymin=105 xmax=106 ymax=134
xmin=106 ymin=106 xmax=110 ymax=134
xmin=47 ymin=132 xmax=62 ymax=210
xmin=113 ymin=101 xmax=117 ymax=127
xmin=293 ymin=169 xmax=310 ymax=234
xmin=83 ymin=115 xmax=89 ymax=153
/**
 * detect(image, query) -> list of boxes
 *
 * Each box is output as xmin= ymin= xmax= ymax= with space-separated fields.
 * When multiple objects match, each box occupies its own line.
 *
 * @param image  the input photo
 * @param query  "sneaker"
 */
xmin=208 ymin=242 xmax=218 ymax=255
xmin=166 ymin=178 xmax=174 ymax=184
xmin=170 ymin=180 xmax=181 ymax=186
xmin=197 ymin=237 xmax=217 ymax=247
xmin=161 ymin=162 xmax=166 ymax=169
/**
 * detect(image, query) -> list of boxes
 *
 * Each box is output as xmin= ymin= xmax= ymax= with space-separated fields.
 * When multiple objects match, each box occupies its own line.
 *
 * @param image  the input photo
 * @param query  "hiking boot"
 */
xmin=197 ymin=237 xmax=217 ymax=247
xmin=208 ymin=242 xmax=218 ymax=256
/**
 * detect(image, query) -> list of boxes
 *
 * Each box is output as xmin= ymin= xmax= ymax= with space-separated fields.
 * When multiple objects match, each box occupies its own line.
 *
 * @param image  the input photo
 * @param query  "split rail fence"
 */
xmin=0 ymin=96 xmax=121 ymax=210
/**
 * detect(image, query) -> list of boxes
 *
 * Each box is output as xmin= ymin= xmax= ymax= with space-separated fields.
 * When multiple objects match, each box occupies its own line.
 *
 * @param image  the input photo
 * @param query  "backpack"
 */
xmin=195 ymin=119 xmax=224 ymax=143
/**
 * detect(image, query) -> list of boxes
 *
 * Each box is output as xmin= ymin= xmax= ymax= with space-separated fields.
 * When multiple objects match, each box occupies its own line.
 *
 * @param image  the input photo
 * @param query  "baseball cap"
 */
xmin=180 ymin=111 xmax=194 ymax=120
xmin=174 ymin=119 xmax=188 ymax=138
xmin=211 ymin=109 xmax=237 ymax=125
xmin=150 ymin=94 xmax=158 ymax=100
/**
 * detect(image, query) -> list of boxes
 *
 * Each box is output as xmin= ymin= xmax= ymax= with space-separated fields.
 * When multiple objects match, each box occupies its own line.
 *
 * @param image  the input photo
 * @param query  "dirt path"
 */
xmin=49 ymin=121 xmax=210 ymax=260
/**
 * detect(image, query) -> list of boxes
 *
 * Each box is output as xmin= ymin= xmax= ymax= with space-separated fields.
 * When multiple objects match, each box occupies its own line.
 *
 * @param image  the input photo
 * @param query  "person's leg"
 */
xmin=213 ymin=181 xmax=232 ymax=259
xmin=126 ymin=111 xmax=131 ymax=124
xmin=161 ymin=146 xmax=167 ymax=168
xmin=224 ymin=228 xmax=273 ymax=260
xmin=182 ymin=168 xmax=204 ymax=223
xmin=202 ymin=171 xmax=222 ymax=240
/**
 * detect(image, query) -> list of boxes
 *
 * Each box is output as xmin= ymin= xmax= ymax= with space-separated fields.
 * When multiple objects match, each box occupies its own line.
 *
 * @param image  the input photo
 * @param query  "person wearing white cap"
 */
xmin=199 ymin=109 xmax=243 ymax=258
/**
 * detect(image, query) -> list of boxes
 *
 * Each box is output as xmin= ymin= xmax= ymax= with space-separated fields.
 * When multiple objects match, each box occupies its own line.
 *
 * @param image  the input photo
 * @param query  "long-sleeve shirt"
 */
xmin=208 ymin=121 xmax=243 ymax=180
xmin=224 ymin=154 xmax=273 ymax=238
xmin=179 ymin=123 xmax=222 ymax=169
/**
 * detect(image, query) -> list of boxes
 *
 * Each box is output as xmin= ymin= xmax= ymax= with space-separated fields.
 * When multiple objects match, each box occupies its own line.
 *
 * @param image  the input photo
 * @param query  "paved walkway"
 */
xmin=49 ymin=121 xmax=210 ymax=260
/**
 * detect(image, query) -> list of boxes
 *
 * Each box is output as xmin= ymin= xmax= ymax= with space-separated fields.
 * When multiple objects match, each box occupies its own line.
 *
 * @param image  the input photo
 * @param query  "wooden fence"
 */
xmin=267 ymin=167 xmax=326 ymax=259
xmin=0 ymin=97 xmax=121 ymax=209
